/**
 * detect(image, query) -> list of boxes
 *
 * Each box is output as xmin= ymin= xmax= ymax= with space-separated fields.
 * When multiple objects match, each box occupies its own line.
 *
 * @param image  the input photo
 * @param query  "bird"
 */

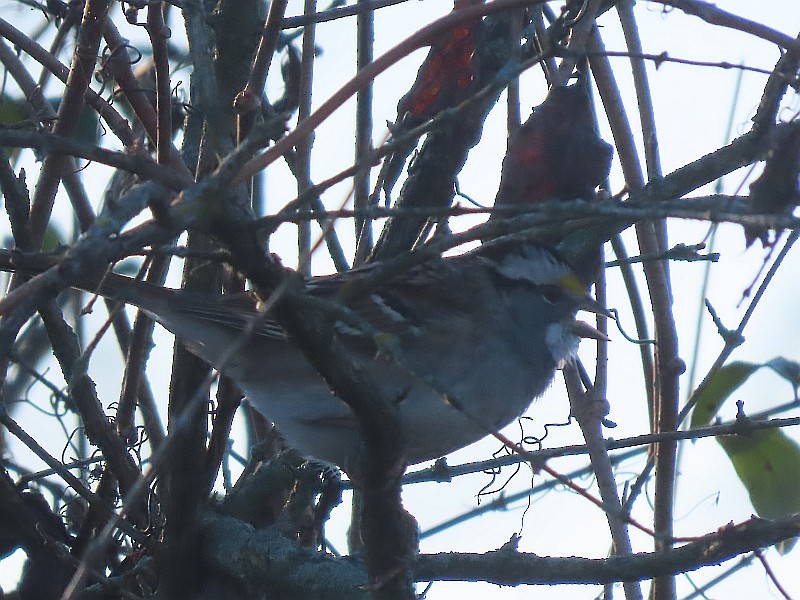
xmin=4 ymin=236 xmax=607 ymax=472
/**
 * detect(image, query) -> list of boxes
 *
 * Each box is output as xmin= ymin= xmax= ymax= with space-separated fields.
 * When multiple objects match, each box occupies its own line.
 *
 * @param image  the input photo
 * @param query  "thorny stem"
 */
xmin=679 ymin=230 xmax=800 ymax=423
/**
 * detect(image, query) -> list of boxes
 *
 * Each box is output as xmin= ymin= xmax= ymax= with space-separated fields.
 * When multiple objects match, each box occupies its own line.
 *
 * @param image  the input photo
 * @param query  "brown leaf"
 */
xmin=744 ymin=124 xmax=800 ymax=248
xmin=493 ymin=81 xmax=612 ymax=211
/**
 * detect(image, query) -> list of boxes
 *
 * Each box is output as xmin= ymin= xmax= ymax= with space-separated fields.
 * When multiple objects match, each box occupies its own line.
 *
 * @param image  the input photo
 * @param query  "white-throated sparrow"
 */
xmin=0 ymin=236 xmax=606 ymax=470
xmin=72 ymin=235 xmax=606 ymax=470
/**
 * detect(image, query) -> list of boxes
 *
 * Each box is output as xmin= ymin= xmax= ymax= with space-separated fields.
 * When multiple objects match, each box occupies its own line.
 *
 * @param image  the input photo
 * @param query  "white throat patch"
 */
xmin=545 ymin=322 xmax=580 ymax=365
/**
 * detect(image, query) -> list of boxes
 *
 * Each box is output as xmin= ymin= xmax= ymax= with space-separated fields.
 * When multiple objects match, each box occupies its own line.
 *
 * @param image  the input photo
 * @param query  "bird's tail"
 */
xmin=0 ymin=249 xmax=177 ymax=315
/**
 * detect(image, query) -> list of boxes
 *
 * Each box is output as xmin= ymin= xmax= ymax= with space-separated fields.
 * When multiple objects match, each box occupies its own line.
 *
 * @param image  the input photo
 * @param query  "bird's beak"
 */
xmin=570 ymin=319 xmax=611 ymax=342
xmin=577 ymin=295 xmax=611 ymax=317
xmin=570 ymin=295 xmax=611 ymax=341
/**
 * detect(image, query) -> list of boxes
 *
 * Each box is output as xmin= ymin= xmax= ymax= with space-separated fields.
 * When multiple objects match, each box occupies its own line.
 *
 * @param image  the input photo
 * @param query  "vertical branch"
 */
xmin=27 ymin=0 xmax=113 ymax=247
xmin=533 ymin=5 xmax=560 ymax=86
xmin=235 ymin=0 xmax=289 ymax=142
xmin=115 ymin=256 xmax=169 ymax=450
xmin=564 ymin=365 xmax=643 ymax=600
xmin=353 ymin=0 xmax=375 ymax=266
xmin=570 ymin=241 xmax=640 ymax=600
xmin=350 ymin=2 xmax=375 ymax=550
xmin=598 ymin=266 xmax=643 ymax=600
xmin=105 ymin=18 xmax=181 ymax=454
xmin=182 ymin=0 xmax=228 ymax=146
xmin=296 ymin=0 xmax=317 ymax=275
xmin=158 ymin=235 xmax=217 ymax=598
xmin=36 ymin=8 xmax=81 ymax=92
xmin=146 ymin=0 xmax=172 ymax=166
xmin=103 ymin=22 xmax=193 ymax=178
xmin=594 ymin=254 xmax=609 ymax=393
xmin=614 ymin=2 xmax=662 ymax=423
xmin=506 ymin=7 xmax=523 ymax=133
xmin=610 ymin=235 xmax=655 ymax=418
xmin=157 ymin=2 xmax=226 ymax=596
xmin=556 ymin=0 xmax=601 ymax=82
xmin=590 ymin=23 xmax=681 ymax=600
xmin=618 ymin=1 xmax=662 ymax=181
xmin=588 ymin=40 xmax=650 ymax=370
xmin=204 ymin=376 xmax=243 ymax=495
xmin=104 ymin=4 xmax=174 ymax=459
xmin=617 ymin=9 xmax=679 ymax=600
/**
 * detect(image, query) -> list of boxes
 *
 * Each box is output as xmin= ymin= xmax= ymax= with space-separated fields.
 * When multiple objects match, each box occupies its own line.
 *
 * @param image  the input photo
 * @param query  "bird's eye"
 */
xmin=540 ymin=285 xmax=563 ymax=304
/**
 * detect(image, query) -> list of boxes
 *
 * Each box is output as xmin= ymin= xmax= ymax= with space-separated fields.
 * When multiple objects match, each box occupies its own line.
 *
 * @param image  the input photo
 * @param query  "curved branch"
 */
xmin=657 ymin=0 xmax=800 ymax=52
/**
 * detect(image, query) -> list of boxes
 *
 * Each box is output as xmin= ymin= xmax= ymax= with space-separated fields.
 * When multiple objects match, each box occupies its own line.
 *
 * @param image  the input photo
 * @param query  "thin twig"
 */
xmin=754 ymin=550 xmax=793 ymax=600
xmin=414 ymin=514 xmax=800 ymax=586
xmin=282 ymin=0 xmax=411 ymax=28
xmin=0 ymin=128 xmax=189 ymax=190
xmin=679 ymin=230 xmax=800 ymax=423
xmin=557 ymin=0 xmax=602 ymax=80
xmin=27 ymin=0 xmax=114 ymax=246
xmin=0 ymin=404 xmax=145 ymax=543
xmin=116 ymin=256 xmax=169 ymax=448
xmin=618 ymin=1 xmax=662 ymax=181
xmin=296 ymin=0 xmax=316 ymax=276
xmin=103 ymin=21 xmax=194 ymax=178
xmin=0 ymin=37 xmax=97 ymax=230
xmin=656 ymin=0 xmax=800 ymax=52
xmin=419 ymin=447 xmax=645 ymax=539
xmin=590 ymin=26 xmax=681 ymax=600
xmin=235 ymin=0 xmax=289 ymax=141
xmin=0 ymin=16 xmax=135 ymax=146
xmin=353 ymin=0 xmax=375 ymax=267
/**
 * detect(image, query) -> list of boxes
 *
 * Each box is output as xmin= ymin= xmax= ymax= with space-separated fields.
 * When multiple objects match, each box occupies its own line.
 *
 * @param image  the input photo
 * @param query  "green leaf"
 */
xmin=72 ymin=105 xmax=100 ymax=147
xmin=691 ymin=361 xmax=760 ymax=427
xmin=0 ymin=96 xmax=30 ymax=125
xmin=0 ymin=95 xmax=33 ymax=162
xmin=717 ymin=429 xmax=800 ymax=553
